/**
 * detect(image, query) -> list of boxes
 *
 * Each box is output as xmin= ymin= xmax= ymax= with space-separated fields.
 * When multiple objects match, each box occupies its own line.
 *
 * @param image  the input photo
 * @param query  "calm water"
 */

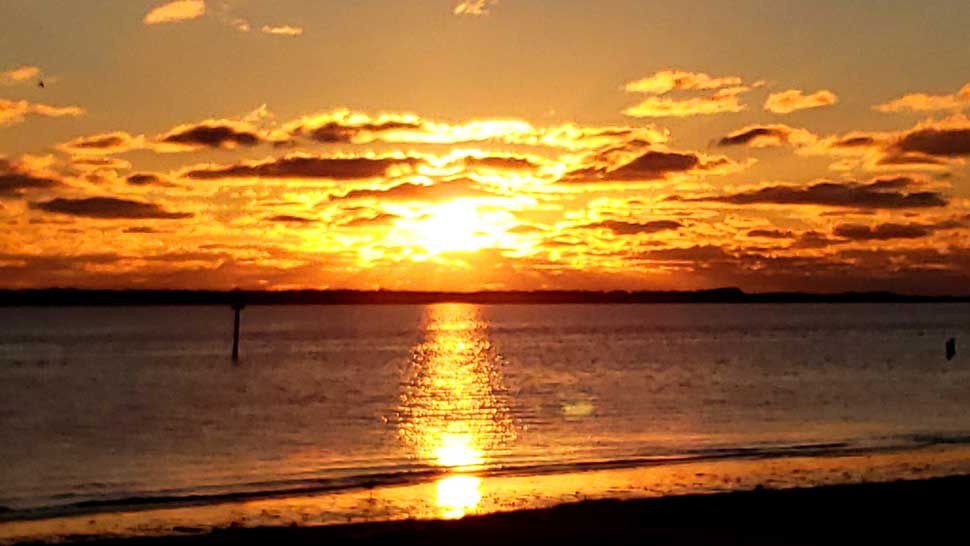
xmin=1 ymin=303 xmax=968 ymax=521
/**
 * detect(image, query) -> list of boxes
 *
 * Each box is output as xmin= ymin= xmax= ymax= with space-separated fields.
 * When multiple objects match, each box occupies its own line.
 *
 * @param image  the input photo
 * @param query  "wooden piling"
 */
xmin=231 ymin=292 xmax=246 ymax=362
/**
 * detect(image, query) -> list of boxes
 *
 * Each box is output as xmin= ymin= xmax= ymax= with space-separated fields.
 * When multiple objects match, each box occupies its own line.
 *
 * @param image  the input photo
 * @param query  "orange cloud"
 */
xmin=623 ymin=69 xmax=756 ymax=118
xmin=764 ymin=89 xmax=838 ymax=114
xmin=0 ymin=98 xmax=84 ymax=126
xmin=453 ymin=0 xmax=498 ymax=16
xmin=623 ymin=70 xmax=744 ymax=95
xmin=58 ymin=131 xmax=146 ymax=155
xmin=623 ymin=90 xmax=747 ymax=118
xmin=875 ymin=82 xmax=970 ymax=113
xmin=143 ymin=0 xmax=206 ymax=25
xmin=0 ymin=65 xmax=40 ymax=86
xmin=261 ymin=25 xmax=303 ymax=36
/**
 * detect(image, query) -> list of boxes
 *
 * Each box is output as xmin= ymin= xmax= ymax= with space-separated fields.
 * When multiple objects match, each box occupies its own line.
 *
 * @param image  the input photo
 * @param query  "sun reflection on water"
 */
xmin=396 ymin=303 xmax=514 ymax=518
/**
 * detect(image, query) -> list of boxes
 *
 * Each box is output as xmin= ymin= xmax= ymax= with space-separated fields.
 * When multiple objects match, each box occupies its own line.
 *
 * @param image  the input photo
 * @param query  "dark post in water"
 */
xmin=946 ymin=338 xmax=956 ymax=361
xmin=231 ymin=292 xmax=246 ymax=362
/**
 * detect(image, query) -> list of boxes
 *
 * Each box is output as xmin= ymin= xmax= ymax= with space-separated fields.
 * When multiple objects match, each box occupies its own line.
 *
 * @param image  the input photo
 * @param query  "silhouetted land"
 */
xmin=13 ymin=475 xmax=970 ymax=545
xmin=1 ymin=288 xmax=969 ymax=306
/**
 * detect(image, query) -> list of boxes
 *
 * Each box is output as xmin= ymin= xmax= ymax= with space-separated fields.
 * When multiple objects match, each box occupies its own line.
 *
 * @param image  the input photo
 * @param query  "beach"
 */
xmin=7 ymin=474 xmax=970 ymax=545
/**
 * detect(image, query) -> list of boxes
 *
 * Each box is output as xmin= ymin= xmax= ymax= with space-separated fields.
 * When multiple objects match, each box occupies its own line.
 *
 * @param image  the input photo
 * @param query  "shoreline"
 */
xmin=5 ymin=444 xmax=970 ymax=545
xmin=2 ymin=288 xmax=969 ymax=306
xmin=9 ymin=475 xmax=970 ymax=545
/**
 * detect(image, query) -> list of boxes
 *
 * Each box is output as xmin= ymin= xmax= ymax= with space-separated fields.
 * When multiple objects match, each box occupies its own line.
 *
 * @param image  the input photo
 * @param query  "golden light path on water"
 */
xmin=396 ymin=303 xmax=514 ymax=519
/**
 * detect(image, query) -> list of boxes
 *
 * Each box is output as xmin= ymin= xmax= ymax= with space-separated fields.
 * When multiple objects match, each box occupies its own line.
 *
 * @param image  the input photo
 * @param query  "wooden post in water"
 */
xmin=231 ymin=292 xmax=246 ymax=362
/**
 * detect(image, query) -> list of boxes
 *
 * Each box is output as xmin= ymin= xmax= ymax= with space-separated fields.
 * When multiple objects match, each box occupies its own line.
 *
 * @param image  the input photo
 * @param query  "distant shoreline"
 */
xmin=0 ymin=288 xmax=968 ymax=306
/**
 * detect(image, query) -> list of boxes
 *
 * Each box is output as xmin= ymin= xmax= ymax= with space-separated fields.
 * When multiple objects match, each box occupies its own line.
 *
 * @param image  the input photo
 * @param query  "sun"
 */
xmin=394 ymin=200 xmax=503 ymax=255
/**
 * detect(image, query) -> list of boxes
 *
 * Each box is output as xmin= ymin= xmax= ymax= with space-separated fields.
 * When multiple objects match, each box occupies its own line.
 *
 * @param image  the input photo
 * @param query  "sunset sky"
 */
xmin=1 ymin=0 xmax=969 ymax=292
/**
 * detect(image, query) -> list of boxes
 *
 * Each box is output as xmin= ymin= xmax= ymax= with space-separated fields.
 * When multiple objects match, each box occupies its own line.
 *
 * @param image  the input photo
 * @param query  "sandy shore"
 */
xmin=12 ymin=474 xmax=969 ymax=545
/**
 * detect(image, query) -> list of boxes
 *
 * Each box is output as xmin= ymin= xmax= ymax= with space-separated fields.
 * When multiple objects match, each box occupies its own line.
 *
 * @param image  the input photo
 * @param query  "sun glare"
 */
xmin=388 ymin=200 xmax=515 ymax=256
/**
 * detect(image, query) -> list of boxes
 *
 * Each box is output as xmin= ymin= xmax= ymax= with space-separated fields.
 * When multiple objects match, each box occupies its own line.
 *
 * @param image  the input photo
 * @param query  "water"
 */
xmin=1 ymin=303 xmax=968 ymax=524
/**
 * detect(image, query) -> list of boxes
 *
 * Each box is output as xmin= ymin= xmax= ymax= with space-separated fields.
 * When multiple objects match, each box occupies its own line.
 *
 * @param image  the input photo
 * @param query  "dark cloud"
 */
xmin=832 ymin=135 xmax=877 ymax=148
xmin=747 ymin=229 xmax=794 ymax=239
xmin=302 ymin=120 xmax=423 ymax=143
xmin=580 ymin=219 xmax=683 ymax=235
xmin=637 ymin=245 xmax=732 ymax=262
xmin=833 ymin=222 xmax=931 ymax=241
xmin=718 ymin=127 xmax=790 ymax=147
xmin=562 ymin=150 xmax=727 ymax=183
xmin=462 ymin=156 xmax=539 ymax=171
xmin=876 ymin=153 xmax=947 ymax=167
xmin=123 ymin=227 xmax=166 ymax=234
xmin=161 ymin=123 xmax=263 ymax=149
xmin=893 ymin=127 xmax=970 ymax=157
xmin=673 ymin=178 xmax=946 ymax=209
xmin=266 ymin=214 xmax=316 ymax=224
xmin=31 ymin=197 xmax=193 ymax=219
xmin=0 ymin=170 xmax=58 ymax=197
xmin=127 ymin=173 xmax=177 ymax=187
xmin=67 ymin=133 xmax=129 ymax=150
xmin=185 ymin=155 xmax=422 ymax=180
xmin=793 ymin=231 xmax=838 ymax=249
xmin=331 ymin=178 xmax=492 ymax=202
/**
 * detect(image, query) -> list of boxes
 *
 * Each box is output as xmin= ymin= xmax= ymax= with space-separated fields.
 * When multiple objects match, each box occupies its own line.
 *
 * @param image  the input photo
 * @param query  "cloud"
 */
xmin=674 ymin=177 xmax=947 ymax=209
xmin=127 ymin=173 xmax=178 ymax=187
xmin=0 ymin=65 xmax=40 ymax=86
xmin=875 ymin=82 xmax=970 ymax=113
xmin=798 ymin=116 xmax=970 ymax=170
xmin=764 ymin=89 xmax=838 ymax=114
xmin=287 ymin=111 xmax=424 ymax=144
xmin=144 ymin=0 xmax=206 ymax=25
xmin=580 ymin=219 xmax=682 ymax=235
xmin=0 ymin=98 xmax=84 ymax=126
xmin=833 ymin=222 xmax=932 ymax=241
xmin=623 ymin=70 xmax=744 ymax=95
xmin=71 ymin=156 xmax=132 ymax=171
xmin=0 ymin=161 xmax=59 ymax=197
xmin=341 ymin=213 xmax=399 ymax=227
xmin=637 ymin=245 xmax=732 ymax=262
xmin=717 ymin=124 xmax=818 ymax=148
xmin=331 ymin=178 xmax=493 ymax=202
xmin=59 ymin=131 xmax=144 ymax=155
xmin=747 ymin=229 xmax=794 ymax=239
xmin=266 ymin=214 xmax=316 ymax=224
xmin=453 ymin=0 xmax=498 ymax=16
xmin=30 ymin=197 xmax=193 ymax=219
xmin=183 ymin=154 xmax=423 ymax=180
xmin=159 ymin=122 xmax=263 ymax=150
xmin=624 ymin=88 xmax=748 ymax=118
xmin=462 ymin=155 xmax=539 ymax=171
xmin=891 ymin=123 xmax=970 ymax=158
xmin=123 ymin=227 xmax=166 ymax=234
xmin=623 ymin=69 xmax=757 ymax=118
xmin=561 ymin=150 xmax=733 ymax=183
xmin=261 ymin=25 xmax=303 ymax=36
xmin=283 ymin=109 xmax=668 ymax=152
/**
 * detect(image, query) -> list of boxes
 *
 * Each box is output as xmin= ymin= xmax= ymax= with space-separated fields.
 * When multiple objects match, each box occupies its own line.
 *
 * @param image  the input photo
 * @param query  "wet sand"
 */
xmin=13 ymin=475 xmax=969 ymax=545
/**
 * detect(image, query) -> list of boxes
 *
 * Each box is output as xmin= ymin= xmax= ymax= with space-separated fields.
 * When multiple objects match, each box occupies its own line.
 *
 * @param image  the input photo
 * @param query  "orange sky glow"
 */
xmin=1 ymin=1 xmax=969 ymax=293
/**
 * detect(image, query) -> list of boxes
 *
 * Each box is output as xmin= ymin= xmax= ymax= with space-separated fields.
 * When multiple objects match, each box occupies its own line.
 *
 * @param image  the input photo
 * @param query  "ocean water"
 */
xmin=1 ymin=303 xmax=969 ymax=525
